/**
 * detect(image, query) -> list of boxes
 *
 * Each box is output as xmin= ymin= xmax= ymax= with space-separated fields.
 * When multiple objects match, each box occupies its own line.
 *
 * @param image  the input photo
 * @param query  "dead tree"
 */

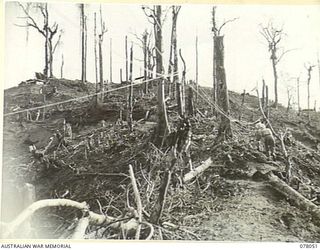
xmin=125 ymin=36 xmax=128 ymax=83
xmin=142 ymin=5 xmax=171 ymax=144
xmin=296 ymin=77 xmax=300 ymax=114
xmin=128 ymin=44 xmax=134 ymax=131
xmin=212 ymin=6 xmax=238 ymax=115
xmin=167 ymin=6 xmax=181 ymax=99
xmin=305 ymin=64 xmax=315 ymax=122
xmin=17 ymin=3 xmax=62 ymax=78
xmin=195 ymin=35 xmax=199 ymax=103
xmin=187 ymin=86 xmax=194 ymax=116
xmin=262 ymin=79 xmax=266 ymax=108
xmin=238 ymin=89 xmax=246 ymax=120
xmin=80 ymin=4 xmax=87 ymax=83
xmin=260 ymin=22 xmax=291 ymax=108
xmin=132 ymin=30 xmax=151 ymax=93
xmin=179 ymin=49 xmax=186 ymax=116
xmin=60 ymin=54 xmax=64 ymax=78
xmin=97 ymin=6 xmax=107 ymax=105
xmin=94 ymin=12 xmax=98 ymax=84
xmin=143 ymin=31 xmax=148 ymax=93
xmin=286 ymin=86 xmax=293 ymax=113
xmin=212 ymin=7 xmax=217 ymax=104
xmin=110 ymin=38 xmax=113 ymax=83
xmin=265 ymin=85 xmax=269 ymax=118
xmin=215 ymin=36 xmax=232 ymax=139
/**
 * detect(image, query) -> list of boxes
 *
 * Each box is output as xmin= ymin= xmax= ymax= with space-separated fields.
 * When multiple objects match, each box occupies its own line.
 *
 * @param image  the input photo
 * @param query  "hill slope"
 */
xmin=2 ymin=78 xmax=320 ymax=240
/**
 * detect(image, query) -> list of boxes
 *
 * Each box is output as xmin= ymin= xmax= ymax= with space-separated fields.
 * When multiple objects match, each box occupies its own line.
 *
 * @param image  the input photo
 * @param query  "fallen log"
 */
xmin=71 ymin=217 xmax=90 ymax=239
xmin=2 ymin=198 xmax=138 ymax=239
xmin=265 ymin=171 xmax=320 ymax=225
xmin=183 ymin=157 xmax=213 ymax=183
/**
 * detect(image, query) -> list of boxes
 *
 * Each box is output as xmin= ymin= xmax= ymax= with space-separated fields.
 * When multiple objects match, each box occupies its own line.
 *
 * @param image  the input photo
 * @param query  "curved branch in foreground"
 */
xmin=2 ymin=198 xmax=138 ymax=239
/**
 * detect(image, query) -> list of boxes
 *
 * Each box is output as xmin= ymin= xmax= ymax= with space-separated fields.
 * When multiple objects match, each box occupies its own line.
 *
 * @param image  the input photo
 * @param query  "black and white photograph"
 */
xmin=1 ymin=0 xmax=320 ymax=243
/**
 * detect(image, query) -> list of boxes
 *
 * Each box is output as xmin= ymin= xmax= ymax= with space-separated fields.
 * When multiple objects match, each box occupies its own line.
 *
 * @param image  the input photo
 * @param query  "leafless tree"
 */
xmin=109 ymin=38 xmax=113 ymax=83
xmin=17 ymin=2 xmax=62 ymax=78
xmin=212 ymin=6 xmax=238 ymax=106
xmin=211 ymin=6 xmax=237 ymax=139
xmin=97 ymin=5 xmax=108 ymax=105
xmin=60 ymin=54 xmax=64 ymax=78
xmin=142 ymin=5 xmax=170 ymax=144
xmin=79 ymin=4 xmax=87 ymax=83
xmin=167 ymin=6 xmax=181 ymax=99
xmin=260 ymin=22 xmax=293 ymax=108
xmin=305 ymin=63 xmax=316 ymax=121
xmin=94 ymin=12 xmax=98 ymax=84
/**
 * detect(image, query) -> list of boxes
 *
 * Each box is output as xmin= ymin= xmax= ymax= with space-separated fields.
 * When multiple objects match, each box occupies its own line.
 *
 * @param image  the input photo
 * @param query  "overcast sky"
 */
xmin=4 ymin=2 xmax=320 ymax=109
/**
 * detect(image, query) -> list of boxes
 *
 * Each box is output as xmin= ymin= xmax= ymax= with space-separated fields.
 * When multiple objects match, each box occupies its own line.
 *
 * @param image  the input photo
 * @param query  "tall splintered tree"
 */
xmin=211 ymin=6 xmax=237 ymax=140
xmin=132 ymin=29 xmax=151 ymax=93
xmin=80 ymin=4 xmax=87 ymax=83
xmin=97 ymin=6 xmax=107 ymax=105
xmin=305 ymin=64 xmax=315 ymax=122
xmin=168 ymin=6 xmax=181 ymax=100
xmin=260 ymin=22 xmax=291 ymax=108
xmin=17 ymin=2 xmax=62 ymax=78
xmin=94 ymin=12 xmax=98 ymax=84
xmin=142 ymin=5 xmax=170 ymax=144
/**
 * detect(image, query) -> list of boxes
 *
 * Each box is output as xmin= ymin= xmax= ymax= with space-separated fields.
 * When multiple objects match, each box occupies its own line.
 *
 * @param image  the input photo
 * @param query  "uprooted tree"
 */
xmin=17 ymin=2 xmax=62 ymax=78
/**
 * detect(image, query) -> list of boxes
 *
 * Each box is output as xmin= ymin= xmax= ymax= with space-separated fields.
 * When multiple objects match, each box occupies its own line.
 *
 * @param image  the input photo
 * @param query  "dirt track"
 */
xmin=203 ymin=178 xmax=319 ymax=241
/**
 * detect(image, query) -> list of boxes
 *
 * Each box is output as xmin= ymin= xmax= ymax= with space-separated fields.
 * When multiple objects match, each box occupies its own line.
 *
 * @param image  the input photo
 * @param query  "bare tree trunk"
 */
xmin=265 ymin=85 xmax=269 ymax=118
xmin=150 ymin=170 xmax=171 ymax=224
xmin=110 ymin=38 xmax=113 ymax=83
xmin=143 ymin=31 xmax=148 ymax=94
xmin=43 ymin=92 xmax=46 ymax=121
xmin=128 ymin=44 xmax=133 ymax=131
xmin=48 ymin=40 xmax=53 ymax=77
xmin=196 ymin=35 xmax=199 ymax=103
xmin=241 ymin=89 xmax=246 ymax=105
xmin=271 ymin=51 xmax=278 ymax=108
xmin=44 ymin=3 xmax=49 ymax=78
xmin=94 ymin=12 xmax=98 ymax=84
xmin=125 ymin=36 xmax=128 ymax=83
xmin=307 ymin=67 xmax=312 ymax=122
xmin=154 ymin=5 xmax=170 ymax=145
xmin=297 ymin=77 xmax=300 ymax=114
xmin=215 ymin=36 xmax=232 ymax=140
xmin=238 ymin=89 xmax=246 ymax=120
xmin=80 ymin=4 xmax=86 ymax=83
xmin=179 ymin=49 xmax=186 ymax=116
xmin=98 ymin=37 xmax=104 ymax=104
xmin=187 ymin=86 xmax=194 ymax=116
xmin=212 ymin=7 xmax=217 ymax=106
xmin=84 ymin=15 xmax=87 ymax=82
xmin=96 ymin=6 xmax=107 ymax=105
xmin=60 ymin=54 xmax=64 ymax=78
xmin=287 ymin=88 xmax=291 ymax=113
xmin=262 ymin=79 xmax=265 ymax=109
xmin=167 ymin=9 xmax=174 ymax=97
xmin=172 ymin=7 xmax=180 ymax=103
